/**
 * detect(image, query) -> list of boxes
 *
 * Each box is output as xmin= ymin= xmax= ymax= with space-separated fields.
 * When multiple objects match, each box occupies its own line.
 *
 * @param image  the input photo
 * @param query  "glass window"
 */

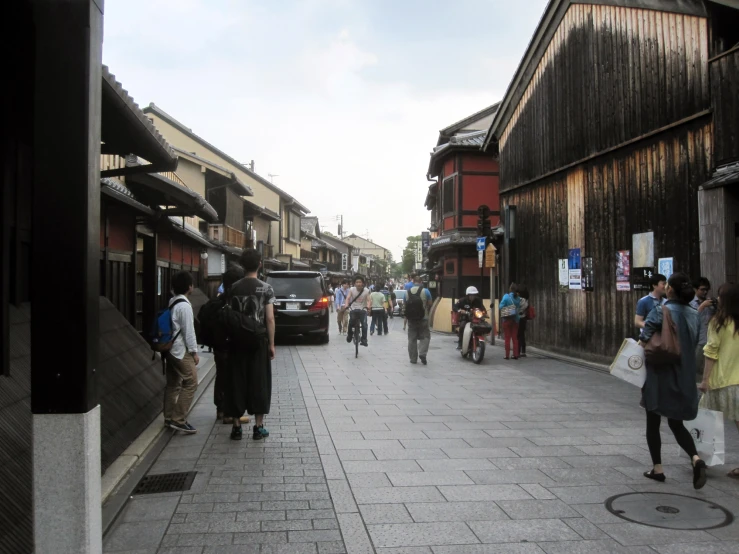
xmin=289 ymin=212 xmax=301 ymax=242
xmin=442 ymin=176 xmax=455 ymax=215
xmin=267 ymin=274 xmax=324 ymax=299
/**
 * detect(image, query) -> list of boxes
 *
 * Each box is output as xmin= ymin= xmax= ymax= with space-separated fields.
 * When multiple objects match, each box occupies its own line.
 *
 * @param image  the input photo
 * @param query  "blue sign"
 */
xmin=568 ymin=248 xmax=581 ymax=270
xmin=476 ymin=237 xmax=486 ymax=251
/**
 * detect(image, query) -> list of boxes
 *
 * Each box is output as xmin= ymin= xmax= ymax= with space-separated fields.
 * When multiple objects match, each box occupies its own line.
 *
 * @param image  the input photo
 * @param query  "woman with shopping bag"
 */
xmin=640 ymin=272 xmax=707 ymax=489
xmin=699 ymin=283 xmax=739 ymax=478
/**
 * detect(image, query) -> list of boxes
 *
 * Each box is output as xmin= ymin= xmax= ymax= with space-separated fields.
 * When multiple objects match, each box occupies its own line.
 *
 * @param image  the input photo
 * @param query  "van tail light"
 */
xmin=308 ymin=297 xmax=330 ymax=312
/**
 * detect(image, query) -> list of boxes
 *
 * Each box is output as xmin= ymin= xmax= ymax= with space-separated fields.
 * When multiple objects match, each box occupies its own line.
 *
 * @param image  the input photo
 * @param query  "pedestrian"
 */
xmin=453 ymin=286 xmax=486 ymax=350
xmin=225 ymin=249 xmax=276 ymax=441
xmin=499 ymin=283 xmax=521 ymax=360
xmin=335 ymin=279 xmax=350 ymax=334
xmin=406 ymin=275 xmax=433 ymax=365
xmin=344 ymin=276 xmax=371 ymax=346
xmin=328 ymin=284 xmax=335 ymax=313
xmin=404 ymin=274 xmax=415 ymax=291
xmin=370 ymin=286 xmax=387 ymax=336
xmin=635 ymin=273 xmax=667 ymax=337
xmin=387 ymin=285 xmax=397 ymax=319
xmin=201 ymin=264 xmax=249 ymax=425
xmin=164 ymin=271 xmax=200 ymax=434
xmin=690 ymin=277 xmax=716 ymax=378
xmin=699 ymin=283 xmax=739 ymax=478
xmin=639 ymin=272 xmax=706 ymax=489
xmin=517 ymin=284 xmax=530 ymax=358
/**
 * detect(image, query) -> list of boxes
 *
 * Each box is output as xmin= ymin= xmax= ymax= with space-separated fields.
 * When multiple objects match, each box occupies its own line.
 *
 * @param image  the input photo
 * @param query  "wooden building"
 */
xmin=483 ymin=0 xmax=739 ymax=363
xmin=425 ymin=104 xmax=502 ymax=332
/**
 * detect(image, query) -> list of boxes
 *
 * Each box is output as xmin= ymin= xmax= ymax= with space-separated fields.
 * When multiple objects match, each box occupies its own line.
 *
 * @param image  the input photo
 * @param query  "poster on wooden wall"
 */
xmin=568 ymin=248 xmax=582 ymax=290
xmin=632 ymin=232 xmax=654 ymax=268
xmin=558 ymin=259 xmax=569 ymax=293
xmin=582 ymin=257 xmax=594 ymax=292
xmin=633 ymin=267 xmax=655 ymax=291
xmin=616 ymin=250 xmax=631 ymax=291
xmin=658 ymin=257 xmax=674 ymax=279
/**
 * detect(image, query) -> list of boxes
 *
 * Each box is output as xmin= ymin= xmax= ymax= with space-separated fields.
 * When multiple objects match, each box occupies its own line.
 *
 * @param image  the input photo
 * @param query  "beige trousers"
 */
xmin=164 ymin=353 xmax=198 ymax=424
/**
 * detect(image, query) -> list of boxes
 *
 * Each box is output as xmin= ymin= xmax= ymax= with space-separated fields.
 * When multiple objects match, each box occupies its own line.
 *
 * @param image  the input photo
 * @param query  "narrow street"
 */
xmin=104 ymin=320 xmax=739 ymax=553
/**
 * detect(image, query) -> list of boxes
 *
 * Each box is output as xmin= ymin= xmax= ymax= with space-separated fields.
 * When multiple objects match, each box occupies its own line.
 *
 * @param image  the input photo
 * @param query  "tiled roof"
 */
xmin=100 ymin=178 xmax=154 ymax=215
xmin=702 ymin=163 xmax=739 ymax=190
xmin=101 ymin=66 xmax=177 ymax=168
xmin=301 ymin=216 xmax=319 ymax=235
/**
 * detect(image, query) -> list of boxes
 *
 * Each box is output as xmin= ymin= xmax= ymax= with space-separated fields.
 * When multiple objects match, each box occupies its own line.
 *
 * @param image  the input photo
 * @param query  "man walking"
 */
xmin=225 ymin=249 xmax=276 ymax=441
xmin=164 ymin=271 xmax=200 ymax=434
xmin=335 ymin=280 xmax=350 ymax=334
xmin=405 ymin=275 xmax=433 ymax=365
xmin=691 ymin=277 xmax=716 ymax=376
xmin=370 ymin=285 xmax=388 ymax=336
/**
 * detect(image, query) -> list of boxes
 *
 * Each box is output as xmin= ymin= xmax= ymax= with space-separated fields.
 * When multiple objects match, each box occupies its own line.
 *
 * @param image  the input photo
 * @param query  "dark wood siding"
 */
xmin=504 ymin=121 xmax=711 ymax=362
xmin=499 ymin=4 xmax=710 ymax=191
xmin=711 ymin=47 xmax=739 ymax=165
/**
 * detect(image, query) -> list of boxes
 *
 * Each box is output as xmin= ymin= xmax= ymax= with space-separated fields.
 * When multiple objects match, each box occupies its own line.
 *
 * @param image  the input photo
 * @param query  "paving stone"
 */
xmin=119 ymin=497 xmax=180 ymax=523
xmin=405 ymin=501 xmax=509 ymax=523
xmin=342 ymin=460 xmax=423 ymax=474
xmin=432 ymin=545 xmax=545 ymax=554
xmin=103 ymin=521 xmax=169 ymax=551
xmin=537 ymin=540 xmax=656 ymax=554
xmin=359 ymin=504 xmax=413 ymax=524
xmin=367 ymin=522 xmax=480 ymax=547
xmin=327 ymin=479 xmax=358 ymax=513
xmin=468 ymin=518 xmax=581 ymax=543
xmin=417 ymin=459 xmax=498 ymax=472
xmin=289 ymin=530 xmax=343 ymax=543
xmin=546 ymin=485 xmax=635 ymax=504
xmin=337 ymin=513 xmax=374 ymax=554
xmin=387 ymin=471 xmax=474 ymax=487
xmin=353 ymin=486 xmax=447 ymax=504
xmin=317 ymin=541 xmax=348 ymax=553
xmin=597 ymin=522 xmax=720 ymax=545
xmin=176 ymin=533 xmax=233 ymax=546
xmin=495 ymin=499 xmax=580 ymax=520
xmin=373 ymin=448 xmax=449 ymax=460
xmin=346 ymin=472 xmax=393 ymax=489
xmin=465 ymin=469 xmax=553 ymax=485
xmin=563 ymin=518 xmax=608 ymax=539
xmin=438 ymin=484 xmax=532 ymax=502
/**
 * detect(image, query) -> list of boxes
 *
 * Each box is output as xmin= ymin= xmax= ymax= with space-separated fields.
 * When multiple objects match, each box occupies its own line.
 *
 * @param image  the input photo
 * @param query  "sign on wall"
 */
xmin=633 ymin=267 xmax=655 ymax=291
xmin=558 ymin=259 xmax=569 ymax=293
xmin=658 ymin=257 xmax=674 ymax=279
xmin=616 ymin=250 xmax=631 ymax=291
xmin=582 ymin=257 xmax=594 ymax=292
xmin=341 ymin=253 xmax=348 ymax=271
xmin=633 ymin=232 xmax=654 ymax=267
xmin=568 ymin=248 xmax=582 ymax=290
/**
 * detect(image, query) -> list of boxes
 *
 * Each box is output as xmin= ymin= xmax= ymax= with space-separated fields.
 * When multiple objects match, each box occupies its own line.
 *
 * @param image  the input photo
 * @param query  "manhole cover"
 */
xmin=133 ymin=471 xmax=197 ymax=495
xmin=605 ymin=492 xmax=733 ymax=530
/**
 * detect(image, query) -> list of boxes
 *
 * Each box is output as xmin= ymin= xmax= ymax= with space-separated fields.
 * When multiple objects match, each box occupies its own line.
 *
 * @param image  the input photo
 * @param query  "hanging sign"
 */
xmin=485 ymin=244 xmax=496 ymax=268
xmin=582 ymin=257 xmax=594 ymax=292
xmin=568 ymin=248 xmax=582 ymax=290
xmin=558 ymin=259 xmax=569 ymax=293
xmin=632 ymin=267 xmax=655 ymax=291
xmin=616 ymin=250 xmax=631 ymax=291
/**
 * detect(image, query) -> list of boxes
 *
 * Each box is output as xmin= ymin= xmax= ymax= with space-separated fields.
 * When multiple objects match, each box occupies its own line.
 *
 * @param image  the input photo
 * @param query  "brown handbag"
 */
xmin=644 ymin=305 xmax=681 ymax=364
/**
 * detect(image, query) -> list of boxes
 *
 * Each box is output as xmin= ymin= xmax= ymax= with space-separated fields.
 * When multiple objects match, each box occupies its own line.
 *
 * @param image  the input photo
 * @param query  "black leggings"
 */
xmin=645 ymin=410 xmax=697 ymax=465
xmin=518 ymin=318 xmax=528 ymax=354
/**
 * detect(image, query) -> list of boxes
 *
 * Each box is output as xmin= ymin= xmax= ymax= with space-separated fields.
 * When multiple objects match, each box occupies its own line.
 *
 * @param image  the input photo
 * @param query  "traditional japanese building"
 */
xmin=424 ymin=104 xmax=502 ymax=332
xmin=483 ymin=0 xmax=739 ymax=363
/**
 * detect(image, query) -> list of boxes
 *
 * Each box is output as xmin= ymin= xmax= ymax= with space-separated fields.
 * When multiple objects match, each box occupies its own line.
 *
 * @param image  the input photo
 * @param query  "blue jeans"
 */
xmin=348 ymin=310 xmax=368 ymax=341
xmin=370 ymin=309 xmax=387 ymax=334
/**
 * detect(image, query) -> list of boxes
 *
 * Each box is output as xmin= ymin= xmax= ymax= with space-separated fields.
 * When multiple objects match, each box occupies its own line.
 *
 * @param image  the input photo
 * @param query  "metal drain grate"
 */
xmin=606 ymin=492 xmax=733 ymax=530
xmin=133 ymin=471 xmax=197 ymax=495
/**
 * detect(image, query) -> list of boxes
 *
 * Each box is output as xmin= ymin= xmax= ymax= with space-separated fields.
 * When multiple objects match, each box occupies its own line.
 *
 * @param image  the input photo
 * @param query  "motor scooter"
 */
xmin=459 ymin=308 xmax=493 ymax=364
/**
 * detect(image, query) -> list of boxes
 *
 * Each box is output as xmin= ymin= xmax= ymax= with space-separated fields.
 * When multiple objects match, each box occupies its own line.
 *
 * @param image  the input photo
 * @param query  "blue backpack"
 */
xmin=149 ymin=298 xmax=187 ymax=358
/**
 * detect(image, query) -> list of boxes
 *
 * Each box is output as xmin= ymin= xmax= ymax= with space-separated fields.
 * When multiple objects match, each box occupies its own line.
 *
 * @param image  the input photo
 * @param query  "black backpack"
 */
xmin=197 ymin=297 xmax=228 ymax=349
xmin=405 ymin=287 xmax=426 ymax=321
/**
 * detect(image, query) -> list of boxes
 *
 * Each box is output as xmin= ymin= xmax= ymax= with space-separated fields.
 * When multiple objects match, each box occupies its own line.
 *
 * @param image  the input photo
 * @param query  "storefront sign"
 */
xmin=616 ymin=250 xmax=631 ymax=291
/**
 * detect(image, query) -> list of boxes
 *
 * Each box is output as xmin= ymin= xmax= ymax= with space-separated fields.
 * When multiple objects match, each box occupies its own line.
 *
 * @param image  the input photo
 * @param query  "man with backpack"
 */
xmin=163 ymin=271 xmax=200 ymax=434
xmin=406 ymin=275 xmax=433 ymax=365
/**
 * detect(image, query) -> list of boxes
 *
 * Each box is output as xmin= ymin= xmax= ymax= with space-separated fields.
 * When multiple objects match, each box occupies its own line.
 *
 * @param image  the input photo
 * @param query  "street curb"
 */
xmin=101 ymin=355 xmax=217 ymax=537
xmin=525 ymin=346 xmax=610 ymax=374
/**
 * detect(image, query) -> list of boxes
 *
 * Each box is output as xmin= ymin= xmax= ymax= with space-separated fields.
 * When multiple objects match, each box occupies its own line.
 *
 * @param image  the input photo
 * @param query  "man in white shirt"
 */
xmin=164 ymin=271 xmax=200 ymax=434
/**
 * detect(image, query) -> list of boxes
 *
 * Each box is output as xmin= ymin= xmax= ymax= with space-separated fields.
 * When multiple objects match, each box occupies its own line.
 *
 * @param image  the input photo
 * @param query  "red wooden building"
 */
xmin=424 ymin=104 xmax=502 ymax=332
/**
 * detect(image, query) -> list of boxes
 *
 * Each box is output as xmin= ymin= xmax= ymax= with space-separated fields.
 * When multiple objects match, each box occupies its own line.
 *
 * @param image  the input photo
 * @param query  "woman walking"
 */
xmin=640 ymin=272 xmax=706 ymax=489
xmin=699 ymin=283 xmax=739 ymax=478
xmin=499 ymin=283 xmax=521 ymax=360
xmin=517 ymin=284 xmax=529 ymax=358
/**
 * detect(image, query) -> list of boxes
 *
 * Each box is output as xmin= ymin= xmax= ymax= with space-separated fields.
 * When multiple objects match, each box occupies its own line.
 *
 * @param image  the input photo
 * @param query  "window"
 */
xmin=288 ymin=212 xmax=301 ymax=242
xmin=442 ymin=176 xmax=455 ymax=215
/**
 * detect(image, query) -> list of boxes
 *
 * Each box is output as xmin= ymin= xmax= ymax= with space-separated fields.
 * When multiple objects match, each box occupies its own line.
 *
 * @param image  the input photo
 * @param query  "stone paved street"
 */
xmin=105 ymin=318 xmax=739 ymax=553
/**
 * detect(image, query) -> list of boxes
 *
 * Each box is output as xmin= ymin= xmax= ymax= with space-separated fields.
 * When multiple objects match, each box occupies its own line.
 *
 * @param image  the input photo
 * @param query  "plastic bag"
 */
xmin=609 ymin=338 xmax=647 ymax=388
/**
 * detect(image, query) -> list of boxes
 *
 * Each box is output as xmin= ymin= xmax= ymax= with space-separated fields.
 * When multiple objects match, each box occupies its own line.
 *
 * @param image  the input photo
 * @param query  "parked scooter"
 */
xmin=459 ymin=308 xmax=493 ymax=364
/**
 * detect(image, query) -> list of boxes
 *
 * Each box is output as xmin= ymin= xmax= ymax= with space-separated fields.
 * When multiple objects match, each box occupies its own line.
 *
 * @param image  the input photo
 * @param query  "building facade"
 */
xmin=484 ymin=0 xmax=739 ymax=363
xmin=425 ymin=105 xmax=502 ymax=332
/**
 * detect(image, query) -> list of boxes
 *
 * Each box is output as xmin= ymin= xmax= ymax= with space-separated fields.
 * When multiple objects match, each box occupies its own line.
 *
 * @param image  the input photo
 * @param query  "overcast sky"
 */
xmin=104 ymin=0 xmax=548 ymax=259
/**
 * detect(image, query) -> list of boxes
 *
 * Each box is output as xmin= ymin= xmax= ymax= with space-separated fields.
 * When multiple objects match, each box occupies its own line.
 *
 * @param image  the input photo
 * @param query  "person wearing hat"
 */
xmin=453 ymin=286 xmax=486 ymax=350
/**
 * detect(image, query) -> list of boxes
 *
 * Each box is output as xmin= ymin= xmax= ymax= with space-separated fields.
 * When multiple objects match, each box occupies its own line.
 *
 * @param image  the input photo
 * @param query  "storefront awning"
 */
xmin=167 ymin=217 xmax=213 ymax=249
xmin=126 ymin=168 xmax=219 ymax=223
xmin=100 ymin=178 xmax=154 ymax=216
xmin=100 ymin=66 xmax=178 ymax=174
xmin=243 ymin=198 xmax=281 ymax=221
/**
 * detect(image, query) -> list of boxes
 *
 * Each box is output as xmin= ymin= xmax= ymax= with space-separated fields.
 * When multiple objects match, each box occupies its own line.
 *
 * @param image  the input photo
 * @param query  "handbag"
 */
xmin=609 ymin=338 xmax=646 ymax=387
xmin=644 ymin=306 xmax=681 ymax=364
xmin=681 ymin=408 xmax=725 ymax=466
xmin=500 ymin=305 xmax=517 ymax=318
xmin=527 ymin=305 xmax=536 ymax=320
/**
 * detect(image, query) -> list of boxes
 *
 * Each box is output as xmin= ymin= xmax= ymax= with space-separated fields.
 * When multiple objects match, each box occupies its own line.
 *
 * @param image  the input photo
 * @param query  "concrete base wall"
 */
xmin=33 ymin=406 xmax=102 ymax=554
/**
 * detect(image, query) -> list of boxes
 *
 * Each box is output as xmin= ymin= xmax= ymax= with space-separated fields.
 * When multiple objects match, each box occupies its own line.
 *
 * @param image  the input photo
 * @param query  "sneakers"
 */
xmin=410 ymin=359 xmax=417 ymax=364
xmin=370 ymin=329 xmax=375 ymax=336
xmin=420 ymin=355 xmax=427 ymax=365
xmin=168 ymin=421 xmax=197 ymax=434
xmin=230 ymin=426 xmax=243 ymax=441
xmin=253 ymin=425 xmax=269 ymax=440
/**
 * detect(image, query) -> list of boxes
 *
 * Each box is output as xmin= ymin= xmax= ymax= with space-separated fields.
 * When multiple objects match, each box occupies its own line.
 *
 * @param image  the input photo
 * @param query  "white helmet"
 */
xmin=466 ymin=286 xmax=479 ymax=295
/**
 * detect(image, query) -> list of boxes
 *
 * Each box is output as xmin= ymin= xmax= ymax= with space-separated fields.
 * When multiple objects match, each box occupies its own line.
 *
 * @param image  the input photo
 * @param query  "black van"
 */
xmin=266 ymin=271 xmax=330 ymax=343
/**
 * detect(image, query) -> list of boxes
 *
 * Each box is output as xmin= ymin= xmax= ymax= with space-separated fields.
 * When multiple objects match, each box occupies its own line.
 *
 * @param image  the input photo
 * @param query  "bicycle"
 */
xmin=348 ymin=308 xmax=366 ymax=358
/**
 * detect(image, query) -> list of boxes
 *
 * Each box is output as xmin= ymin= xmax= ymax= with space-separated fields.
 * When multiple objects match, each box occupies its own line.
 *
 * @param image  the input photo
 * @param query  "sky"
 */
xmin=103 ymin=0 xmax=549 ymax=260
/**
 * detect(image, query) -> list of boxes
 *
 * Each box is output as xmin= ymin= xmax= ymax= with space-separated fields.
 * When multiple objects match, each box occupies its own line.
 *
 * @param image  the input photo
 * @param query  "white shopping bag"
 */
xmin=682 ymin=408 xmax=725 ymax=467
xmin=609 ymin=338 xmax=646 ymax=388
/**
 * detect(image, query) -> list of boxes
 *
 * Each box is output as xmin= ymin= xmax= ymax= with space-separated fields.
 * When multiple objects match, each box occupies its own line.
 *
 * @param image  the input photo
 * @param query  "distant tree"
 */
xmin=401 ymin=235 xmax=421 ymax=276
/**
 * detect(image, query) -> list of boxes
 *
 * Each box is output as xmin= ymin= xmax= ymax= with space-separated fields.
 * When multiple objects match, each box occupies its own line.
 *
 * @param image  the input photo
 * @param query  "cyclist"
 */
xmin=453 ymin=286 xmax=487 ymax=350
xmin=343 ymin=276 xmax=371 ymax=347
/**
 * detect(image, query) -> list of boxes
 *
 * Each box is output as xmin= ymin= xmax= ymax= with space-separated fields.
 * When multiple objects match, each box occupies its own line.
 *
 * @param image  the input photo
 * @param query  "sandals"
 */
xmin=644 ymin=470 xmax=666 ymax=482
xmin=727 ymin=468 xmax=739 ymax=479
xmin=693 ymin=459 xmax=707 ymax=490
